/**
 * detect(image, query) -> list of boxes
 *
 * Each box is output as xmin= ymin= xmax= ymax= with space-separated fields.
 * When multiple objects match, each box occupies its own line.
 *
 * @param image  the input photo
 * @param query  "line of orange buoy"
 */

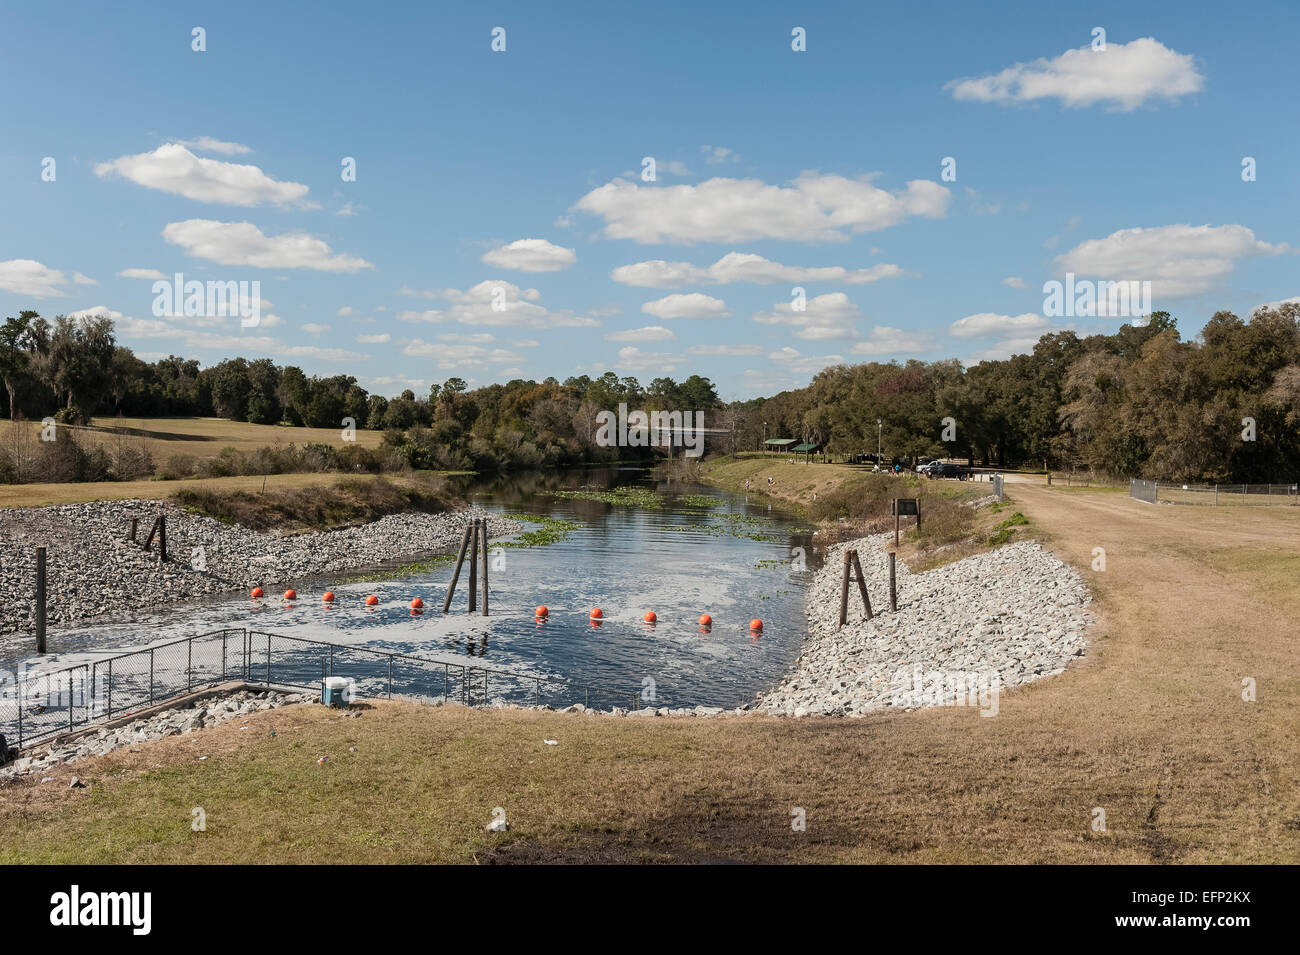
xmin=243 ymin=589 xmax=761 ymax=632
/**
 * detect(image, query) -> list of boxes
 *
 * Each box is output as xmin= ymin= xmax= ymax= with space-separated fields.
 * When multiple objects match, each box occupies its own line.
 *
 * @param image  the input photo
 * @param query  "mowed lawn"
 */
xmin=2 ymin=486 xmax=1299 ymax=863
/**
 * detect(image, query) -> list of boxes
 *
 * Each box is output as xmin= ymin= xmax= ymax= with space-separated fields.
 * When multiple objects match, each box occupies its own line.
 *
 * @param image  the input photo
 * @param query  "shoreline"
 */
xmin=0 ymin=498 xmax=521 ymax=650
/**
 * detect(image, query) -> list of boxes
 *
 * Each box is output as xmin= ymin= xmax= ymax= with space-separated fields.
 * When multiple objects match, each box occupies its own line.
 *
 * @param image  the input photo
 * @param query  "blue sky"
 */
xmin=2 ymin=0 xmax=1298 ymax=400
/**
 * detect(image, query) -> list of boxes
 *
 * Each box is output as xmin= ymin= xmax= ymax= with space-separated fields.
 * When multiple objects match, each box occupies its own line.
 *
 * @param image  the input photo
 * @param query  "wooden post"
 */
xmin=128 ymin=517 xmax=138 ymax=543
xmin=838 ymin=549 xmax=873 ymax=628
xmin=467 ymin=519 xmax=478 ymax=613
xmin=889 ymin=551 xmax=897 ymax=612
xmin=35 ymin=546 xmax=47 ymax=654
xmin=479 ymin=518 xmax=489 ymax=616
xmin=894 ymin=510 xmax=900 ymax=547
xmin=442 ymin=524 xmax=473 ymax=613
xmin=157 ymin=514 xmax=167 ymax=563
xmin=839 ymin=552 xmax=851 ymax=628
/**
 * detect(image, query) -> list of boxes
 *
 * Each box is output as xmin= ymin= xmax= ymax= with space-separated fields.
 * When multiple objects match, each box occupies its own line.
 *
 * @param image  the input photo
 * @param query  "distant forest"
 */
xmin=2 ymin=304 xmax=1298 ymax=482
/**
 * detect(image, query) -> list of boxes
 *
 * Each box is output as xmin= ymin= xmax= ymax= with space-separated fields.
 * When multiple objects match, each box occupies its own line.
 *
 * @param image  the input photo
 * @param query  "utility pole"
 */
xmin=877 ymin=418 xmax=882 ymax=466
xmin=762 ymin=421 xmax=767 ymax=454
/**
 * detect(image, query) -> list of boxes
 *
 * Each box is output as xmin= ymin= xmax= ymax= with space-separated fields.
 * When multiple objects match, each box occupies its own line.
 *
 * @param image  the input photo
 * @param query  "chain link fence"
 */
xmin=1 ymin=629 xmax=641 ymax=751
xmin=1130 ymin=480 xmax=1298 ymax=506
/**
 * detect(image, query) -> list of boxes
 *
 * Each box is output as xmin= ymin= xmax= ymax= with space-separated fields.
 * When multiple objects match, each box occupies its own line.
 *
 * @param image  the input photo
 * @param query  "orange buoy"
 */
xmin=250 ymin=587 xmax=264 ymax=599
xmin=589 ymin=608 xmax=603 ymax=619
xmin=283 ymin=589 xmax=297 ymax=601
xmin=322 ymin=591 xmax=335 ymax=602
xmin=749 ymin=618 xmax=763 ymax=631
xmin=365 ymin=594 xmax=379 ymax=606
xmin=410 ymin=597 xmax=424 ymax=610
xmin=643 ymin=611 xmax=657 ymax=624
xmin=535 ymin=605 xmax=549 ymax=617
xmin=698 ymin=614 xmax=712 ymax=626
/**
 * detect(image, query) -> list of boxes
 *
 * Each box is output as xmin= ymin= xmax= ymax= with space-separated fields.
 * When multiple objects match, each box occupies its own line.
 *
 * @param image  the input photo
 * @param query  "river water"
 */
xmin=13 ymin=469 xmax=820 ymax=709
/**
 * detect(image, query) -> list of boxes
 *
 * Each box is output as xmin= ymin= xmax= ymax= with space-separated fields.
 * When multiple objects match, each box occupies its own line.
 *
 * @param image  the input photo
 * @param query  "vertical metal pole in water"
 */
xmin=889 ymin=551 xmax=897 ymax=612
xmin=480 ymin=518 xmax=489 ymax=616
xmin=467 ymin=521 xmax=478 ymax=613
xmin=35 ymin=547 xmax=46 ymax=654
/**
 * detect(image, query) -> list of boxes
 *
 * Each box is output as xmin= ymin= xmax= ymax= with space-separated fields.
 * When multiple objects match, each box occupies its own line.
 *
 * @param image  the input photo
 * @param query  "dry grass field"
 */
xmin=82 ymin=416 xmax=385 ymax=461
xmin=2 ymin=483 xmax=1297 ymax=863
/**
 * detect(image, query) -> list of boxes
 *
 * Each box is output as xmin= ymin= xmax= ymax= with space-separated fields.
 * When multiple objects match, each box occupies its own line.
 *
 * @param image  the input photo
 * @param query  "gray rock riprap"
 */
xmin=0 ymin=501 xmax=520 ymax=635
xmin=0 ymin=688 xmax=312 ymax=780
xmin=757 ymin=534 xmax=1092 ymax=717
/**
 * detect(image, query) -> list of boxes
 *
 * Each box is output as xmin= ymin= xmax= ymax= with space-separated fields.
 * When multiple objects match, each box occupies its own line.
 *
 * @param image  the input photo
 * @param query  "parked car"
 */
xmin=927 ymin=461 xmax=970 ymax=480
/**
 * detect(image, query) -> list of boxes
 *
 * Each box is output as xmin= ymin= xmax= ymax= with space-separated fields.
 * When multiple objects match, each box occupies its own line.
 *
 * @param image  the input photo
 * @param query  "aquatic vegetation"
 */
xmin=500 ymin=513 xmax=581 ymax=547
xmin=546 ymin=486 xmax=662 ymax=509
xmin=673 ymin=493 xmax=723 ymax=508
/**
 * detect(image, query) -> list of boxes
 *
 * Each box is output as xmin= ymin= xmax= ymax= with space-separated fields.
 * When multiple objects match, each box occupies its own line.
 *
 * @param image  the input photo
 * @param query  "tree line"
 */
xmin=746 ymin=306 xmax=1300 ymax=483
xmin=3 ymin=304 xmax=1297 ymax=482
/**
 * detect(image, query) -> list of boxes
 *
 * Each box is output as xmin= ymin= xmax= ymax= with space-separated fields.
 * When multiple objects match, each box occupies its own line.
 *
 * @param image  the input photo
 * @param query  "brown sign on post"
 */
xmin=892 ymin=497 xmax=920 ymax=544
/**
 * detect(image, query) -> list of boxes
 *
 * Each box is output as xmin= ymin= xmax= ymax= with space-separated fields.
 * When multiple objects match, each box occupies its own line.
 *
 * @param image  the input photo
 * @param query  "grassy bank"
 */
xmin=173 ymin=475 xmax=456 ymax=533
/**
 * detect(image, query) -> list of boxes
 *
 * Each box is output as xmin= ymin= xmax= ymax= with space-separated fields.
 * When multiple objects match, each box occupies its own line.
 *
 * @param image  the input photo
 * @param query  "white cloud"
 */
xmin=72 ymin=272 xmax=97 ymax=285
xmin=96 ymin=143 xmax=313 ymax=207
xmin=357 ymin=333 xmax=388 ymax=344
xmin=641 ymin=293 xmax=732 ymax=320
xmin=480 ymin=238 xmax=577 ymax=272
xmin=945 ymin=37 xmax=1205 ymax=111
xmin=301 ymin=323 xmax=330 ymax=334
xmin=754 ymin=291 xmax=863 ymax=340
xmin=1054 ymin=224 xmax=1286 ymax=298
xmin=612 ymin=251 xmax=904 ymax=288
xmin=162 ymin=219 xmax=374 ymax=272
xmin=175 ymin=136 xmax=252 ymax=156
xmin=850 ymin=326 xmax=933 ymax=356
xmin=337 ymin=306 xmax=354 ymax=317
xmin=1002 ymin=276 xmax=1027 ymax=289
xmin=118 ymin=268 xmax=168 ymax=280
xmin=767 ymin=346 xmax=844 ymax=376
xmin=616 ymin=346 xmax=682 ymax=372
xmin=573 ymin=172 xmax=950 ymax=244
xmin=966 ymin=336 xmax=1047 ymax=363
xmin=402 ymin=339 xmax=525 ymax=369
xmin=0 ymin=259 xmax=68 ymax=297
xmin=949 ymin=312 xmax=1049 ymax=338
xmin=396 ymin=281 xmax=600 ymax=330
xmin=701 ymin=145 xmax=738 ymax=164
xmin=687 ymin=343 xmax=763 ymax=356
xmin=605 ymin=325 xmax=675 ymax=343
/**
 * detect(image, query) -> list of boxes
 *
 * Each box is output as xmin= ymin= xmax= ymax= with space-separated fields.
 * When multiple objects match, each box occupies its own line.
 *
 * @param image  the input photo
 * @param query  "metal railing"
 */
xmin=0 ymin=629 xmax=643 ymax=752
xmin=1130 ymin=479 xmax=1298 ymax=506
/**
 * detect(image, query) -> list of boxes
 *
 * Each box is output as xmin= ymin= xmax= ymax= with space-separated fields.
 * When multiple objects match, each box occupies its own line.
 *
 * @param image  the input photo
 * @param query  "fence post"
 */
xmin=468 ymin=521 xmax=478 ymax=613
xmin=158 ymin=515 xmax=167 ymax=563
xmin=387 ymin=657 xmax=393 ymax=698
xmin=480 ymin=518 xmax=489 ymax=616
xmin=187 ymin=638 xmax=192 ymax=692
xmin=107 ymin=659 xmax=112 ymax=718
xmin=68 ymin=672 xmax=73 ymax=730
xmin=35 ymin=546 xmax=46 ymax=654
xmin=149 ymin=648 xmax=155 ymax=704
xmin=889 ymin=551 xmax=897 ymax=612
xmin=266 ymin=632 xmax=271 ymax=685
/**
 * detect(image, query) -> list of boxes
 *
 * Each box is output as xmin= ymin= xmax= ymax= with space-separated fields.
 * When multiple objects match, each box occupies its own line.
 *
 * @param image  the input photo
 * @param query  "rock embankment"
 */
xmin=0 ymin=500 xmax=520 ymax=636
xmin=758 ymin=535 xmax=1092 ymax=717
xmin=0 ymin=688 xmax=311 ymax=780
